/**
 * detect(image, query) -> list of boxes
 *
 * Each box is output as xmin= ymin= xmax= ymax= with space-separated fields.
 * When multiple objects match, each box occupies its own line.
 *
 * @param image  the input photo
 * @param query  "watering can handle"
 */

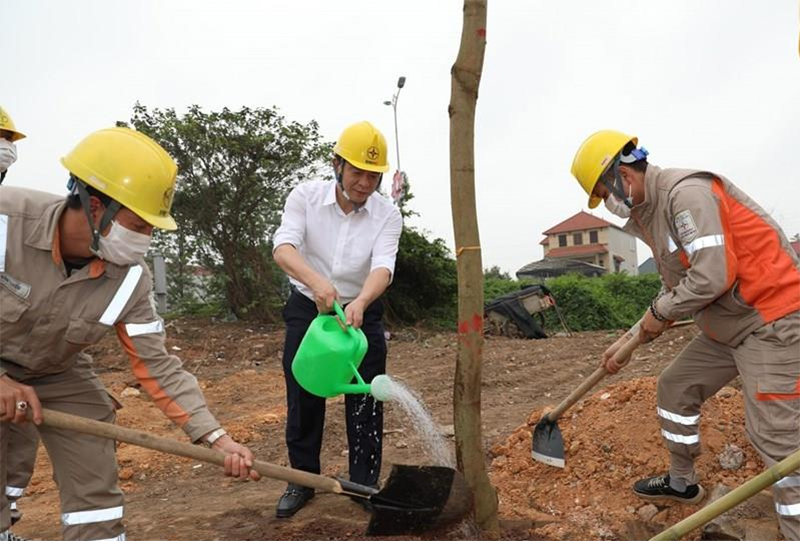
xmin=332 ymin=301 xmax=358 ymax=338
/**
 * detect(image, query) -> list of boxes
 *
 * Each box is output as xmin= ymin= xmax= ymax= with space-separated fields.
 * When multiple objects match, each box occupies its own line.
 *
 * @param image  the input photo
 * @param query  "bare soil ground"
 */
xmin=12 ymin=320 xmax=772 ymax=540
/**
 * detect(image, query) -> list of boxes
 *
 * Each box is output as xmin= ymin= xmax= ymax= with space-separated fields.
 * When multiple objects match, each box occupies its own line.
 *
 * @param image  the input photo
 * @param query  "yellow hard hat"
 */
xmin=0 ymin=107 xmax=27 ymax=142
xmin=61 ymin=127 xmax=178 ymax=230
xmin=333 ymin=121 xmax=390 ymax=173
xmin=571 ymin=130 xmax=638 ymax=209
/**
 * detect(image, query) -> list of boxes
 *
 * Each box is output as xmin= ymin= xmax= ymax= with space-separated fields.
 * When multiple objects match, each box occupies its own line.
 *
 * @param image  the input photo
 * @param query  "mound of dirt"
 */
xmin=489 ymin=377 xmax=765 ymax=541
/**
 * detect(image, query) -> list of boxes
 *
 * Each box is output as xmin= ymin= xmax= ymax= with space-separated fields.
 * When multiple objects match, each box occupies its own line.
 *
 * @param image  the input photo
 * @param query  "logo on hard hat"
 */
xmin=366 ymin=146 xmax=379 ymax=162
xmin=161 ymin=187 xmax=174 ymax=214
xmin=0 ymin=112 xmax=9 ymax=125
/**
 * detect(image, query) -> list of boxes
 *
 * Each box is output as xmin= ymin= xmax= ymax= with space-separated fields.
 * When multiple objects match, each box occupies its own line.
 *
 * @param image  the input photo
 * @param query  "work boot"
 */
xmin=275 ymin=483 xmax=315 ymax=518
xmin=633 ymin=473 xmax=705 ymax=504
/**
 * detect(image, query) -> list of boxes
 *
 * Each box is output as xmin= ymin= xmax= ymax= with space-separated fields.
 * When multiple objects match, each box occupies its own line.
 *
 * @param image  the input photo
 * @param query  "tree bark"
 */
xmin=448 ymin=0 xmax=499 ymax=534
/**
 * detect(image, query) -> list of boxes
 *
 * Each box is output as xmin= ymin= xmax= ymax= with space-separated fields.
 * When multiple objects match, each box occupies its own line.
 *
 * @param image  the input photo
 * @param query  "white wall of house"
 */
xmin=608 ymin=227 xmax=639 ymax=275
xmin=540 ymin=223 xmax=638 ymax=275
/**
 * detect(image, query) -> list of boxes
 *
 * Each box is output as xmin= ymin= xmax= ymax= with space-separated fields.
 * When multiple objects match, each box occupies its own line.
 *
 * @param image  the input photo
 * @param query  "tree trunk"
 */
xmin=448 ymin=0 xmax=499 ymax=534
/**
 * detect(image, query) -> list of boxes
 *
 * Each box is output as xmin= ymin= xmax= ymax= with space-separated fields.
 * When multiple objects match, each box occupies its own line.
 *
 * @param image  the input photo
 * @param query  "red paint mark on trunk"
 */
xmin=477 ymin=28 xmax=486 ymax=38
xmin=458 ymin=314 xmax=484 ymax=336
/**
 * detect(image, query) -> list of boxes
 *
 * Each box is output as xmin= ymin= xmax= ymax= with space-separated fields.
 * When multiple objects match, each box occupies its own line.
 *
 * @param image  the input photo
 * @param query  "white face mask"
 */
xmin=603 ymin=179 xmax=633 ymax=219
xmin=98 ymin=220 xmax=151 ymax=266
xmin=604 ymin=193 xmax=632 ymax=218
xmin=0 ymin=139 xmax=17 ymax=173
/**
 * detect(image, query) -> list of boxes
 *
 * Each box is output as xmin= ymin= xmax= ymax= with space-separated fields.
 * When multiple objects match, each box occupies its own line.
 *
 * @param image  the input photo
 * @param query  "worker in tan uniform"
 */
xmin=0 ymin=107 xmax=39 ymax=524
xmin=0 ymin=106 xmax=26 ymax=185
xmin=0 ymin=127 xmax=261 ymax=541
xmin=571 ymin=130 xmax=800 ymax=541
xmin=0 ymin=107 xmax=25 ymax=184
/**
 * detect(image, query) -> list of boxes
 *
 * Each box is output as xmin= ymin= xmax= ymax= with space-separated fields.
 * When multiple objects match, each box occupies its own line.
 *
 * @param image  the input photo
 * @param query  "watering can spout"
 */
xmin=369 ymin=374 xmax=395 ymax=402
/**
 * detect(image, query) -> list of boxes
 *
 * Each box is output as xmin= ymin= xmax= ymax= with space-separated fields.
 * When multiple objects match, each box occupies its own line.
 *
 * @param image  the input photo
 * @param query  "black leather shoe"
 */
xmin=275 ymin=484 xmax=315 ymax=518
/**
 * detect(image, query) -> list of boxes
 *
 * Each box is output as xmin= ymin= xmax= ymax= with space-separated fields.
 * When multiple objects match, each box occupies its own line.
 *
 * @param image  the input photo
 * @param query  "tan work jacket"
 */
xmin=0 ymin=186 xmax=219 ymax=441
xmin=624 ymin=166 xmax=800 ymax=347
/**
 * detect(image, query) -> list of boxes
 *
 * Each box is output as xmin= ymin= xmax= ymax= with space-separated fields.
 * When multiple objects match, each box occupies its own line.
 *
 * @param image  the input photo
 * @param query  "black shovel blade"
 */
xmin=365 ymin=465 xmax=473 ymax=536
xmin=531 ymin=416 xmax=565 ymax=468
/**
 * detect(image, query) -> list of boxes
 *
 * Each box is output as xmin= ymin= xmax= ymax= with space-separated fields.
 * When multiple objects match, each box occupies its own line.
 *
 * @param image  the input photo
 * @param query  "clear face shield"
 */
xmin=600 ymin=146 xmax=649 ymax=214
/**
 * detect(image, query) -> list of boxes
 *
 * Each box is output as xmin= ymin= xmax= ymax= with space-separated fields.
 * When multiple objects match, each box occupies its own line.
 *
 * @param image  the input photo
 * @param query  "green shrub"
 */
xmin=541 ymin=273 xmax=662 ymax=331
xmin=385 ymin=227 xmax=458 ymax=327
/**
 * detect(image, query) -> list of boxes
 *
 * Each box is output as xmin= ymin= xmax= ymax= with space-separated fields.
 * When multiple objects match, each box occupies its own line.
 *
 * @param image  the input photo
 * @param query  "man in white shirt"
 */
xmin=272 ymin=121 xmax=403 ymax=518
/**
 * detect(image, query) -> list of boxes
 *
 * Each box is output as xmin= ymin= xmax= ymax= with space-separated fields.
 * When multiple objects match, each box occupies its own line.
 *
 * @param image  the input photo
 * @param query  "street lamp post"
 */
xmin=383 ymin=75 xmax=406 ymax=172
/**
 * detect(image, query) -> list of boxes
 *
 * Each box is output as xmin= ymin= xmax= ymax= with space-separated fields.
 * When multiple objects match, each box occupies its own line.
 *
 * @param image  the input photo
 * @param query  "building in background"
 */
xmin=517 ymin=211 xmax=639 ymax=281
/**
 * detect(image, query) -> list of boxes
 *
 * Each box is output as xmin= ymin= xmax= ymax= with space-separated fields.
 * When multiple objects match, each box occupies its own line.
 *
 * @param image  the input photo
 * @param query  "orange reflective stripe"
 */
xmin=710 ymin=180 xmax=737 ymax=290
xmin=116 ymin=324 xmax=190 ymax=426
xmin=51 ymin=225 xmax=63 ymax=266
xmin=712 ymin=179 xmax=800 ymax=322
xmin=756 ymin=392 xmax=800 ymax=401
xmin=757 ymin=378 xmax=800 ymax=401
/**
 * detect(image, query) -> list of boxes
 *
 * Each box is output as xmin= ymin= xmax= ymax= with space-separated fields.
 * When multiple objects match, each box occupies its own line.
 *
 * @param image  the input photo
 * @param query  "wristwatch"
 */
xmin=202 ymin=428 xmax=227 ymax=448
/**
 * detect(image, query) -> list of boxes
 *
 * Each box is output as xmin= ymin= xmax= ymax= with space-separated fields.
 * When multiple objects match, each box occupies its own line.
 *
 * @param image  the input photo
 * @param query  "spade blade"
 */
xmin=531 ymin=416 xmax=565 ymax=468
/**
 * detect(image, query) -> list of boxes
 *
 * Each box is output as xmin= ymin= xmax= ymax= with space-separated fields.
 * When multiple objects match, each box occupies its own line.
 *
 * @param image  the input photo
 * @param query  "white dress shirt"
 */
xmin=273 ymin=180 xmax=403 ymax=304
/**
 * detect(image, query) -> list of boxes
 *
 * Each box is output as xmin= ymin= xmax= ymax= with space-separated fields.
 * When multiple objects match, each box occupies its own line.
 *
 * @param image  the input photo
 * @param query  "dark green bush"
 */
xmin=542 ymin=273 xmax=662 ymax=331
xmin=384 ymin=227 xmax=458 ymax=327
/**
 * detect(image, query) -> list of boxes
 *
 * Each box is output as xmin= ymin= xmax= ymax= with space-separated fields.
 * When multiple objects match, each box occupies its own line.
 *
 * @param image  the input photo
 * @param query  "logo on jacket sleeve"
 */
xmin=0 ymin=273 xmax=32 ymax=299
xmin=674 ymin=209 xmax=698 ymax=245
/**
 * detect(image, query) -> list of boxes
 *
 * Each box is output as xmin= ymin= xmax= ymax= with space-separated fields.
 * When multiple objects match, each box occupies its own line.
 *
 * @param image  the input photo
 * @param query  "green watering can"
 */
xmin=292 ymin=301 xmax=372 ymax=398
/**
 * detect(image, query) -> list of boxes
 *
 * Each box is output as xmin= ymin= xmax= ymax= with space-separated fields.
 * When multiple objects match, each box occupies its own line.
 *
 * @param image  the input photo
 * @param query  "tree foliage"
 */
xmin=131 ymin=104 xmax=331 ymax=320
xmin=384 ymin=226 xmax=458 ymax=327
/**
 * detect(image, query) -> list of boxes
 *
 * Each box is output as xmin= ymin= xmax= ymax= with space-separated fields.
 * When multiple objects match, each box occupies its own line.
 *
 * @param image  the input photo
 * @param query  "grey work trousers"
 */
xmin=4 ymin=423 xmax=38 ymax=524
xmin=656 ymin=311 xmax=800 ymax=540
xmin=1 ymin=360 xmax=124 ymax=541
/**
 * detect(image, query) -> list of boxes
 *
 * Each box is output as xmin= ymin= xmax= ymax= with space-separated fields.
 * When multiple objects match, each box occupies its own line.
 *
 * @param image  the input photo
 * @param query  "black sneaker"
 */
xmin=633 ymin=473 xmax=705 ymax=504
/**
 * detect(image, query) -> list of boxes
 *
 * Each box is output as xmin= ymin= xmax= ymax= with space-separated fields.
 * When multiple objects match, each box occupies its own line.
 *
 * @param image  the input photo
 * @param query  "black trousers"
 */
xmin=281 ymin=291 xmax=386 ymax=486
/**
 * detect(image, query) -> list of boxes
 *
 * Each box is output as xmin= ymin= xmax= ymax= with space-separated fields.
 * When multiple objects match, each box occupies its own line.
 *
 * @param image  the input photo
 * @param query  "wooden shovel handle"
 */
xmin=547 ymin=333 xmax=641 ymax=422
xmin=39 ymin=408 xmax=345 ymax=494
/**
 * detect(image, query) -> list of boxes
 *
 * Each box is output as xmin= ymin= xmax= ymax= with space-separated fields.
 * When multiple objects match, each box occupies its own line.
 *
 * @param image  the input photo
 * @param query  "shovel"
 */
xmin=531 ymin=320 xmax=695 ymax=468
xmin=37 ymin=408 xmax=472 ymax=536
xmin=531 ymin=332 xmax=642 ymax=468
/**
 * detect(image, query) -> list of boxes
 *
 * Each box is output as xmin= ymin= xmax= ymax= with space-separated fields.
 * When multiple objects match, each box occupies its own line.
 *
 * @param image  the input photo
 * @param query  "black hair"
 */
xmin=600 ymin=141 xmax=648 ymax=184
xmin=620 ymin=141 xmax=648 ymax=173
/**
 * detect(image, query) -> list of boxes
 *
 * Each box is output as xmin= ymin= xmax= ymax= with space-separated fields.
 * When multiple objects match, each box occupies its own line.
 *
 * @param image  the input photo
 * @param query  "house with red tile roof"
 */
xmin=517 ymin=211 xmax=638 ymax=280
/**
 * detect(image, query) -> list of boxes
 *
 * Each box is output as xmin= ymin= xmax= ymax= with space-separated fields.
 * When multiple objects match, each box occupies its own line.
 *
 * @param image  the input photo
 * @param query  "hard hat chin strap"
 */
xmin=602 ymin=158 xmax=634 ymax=209
xmin=335 ymin=159 xmax=383 ymax=213
xmin=72 ymin=176 xmax=121 ymax=256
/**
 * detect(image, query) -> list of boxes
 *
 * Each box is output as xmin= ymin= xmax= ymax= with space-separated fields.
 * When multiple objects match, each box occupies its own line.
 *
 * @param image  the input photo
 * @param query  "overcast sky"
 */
xmin=4 ymin=0 xmax=799 ymax=274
